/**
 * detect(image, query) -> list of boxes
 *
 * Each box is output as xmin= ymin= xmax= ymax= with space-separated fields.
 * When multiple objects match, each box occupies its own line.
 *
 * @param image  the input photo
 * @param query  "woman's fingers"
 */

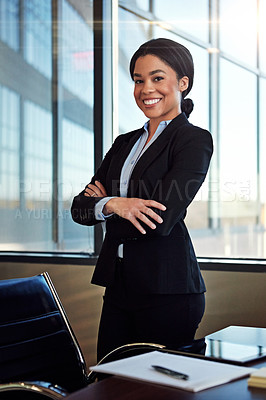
xmin=143 ymin=205 xmax=164 ymax=224
xmin=84 ymin=186 xmax=96 ymax=197
xmin=129 ymin=216 xmax=147 ymax=235
xmin=135 ymin=212 xmax=156 ymax=231
xmin=84 ymin=181 xmax=107 ymax=197
xmin=145 ymin=199 xmax=167 ymax=211
xmin=95 ymin=180 xmax=107 ymax=196
xmin=104 ymin=197 xmax=166 ymax=234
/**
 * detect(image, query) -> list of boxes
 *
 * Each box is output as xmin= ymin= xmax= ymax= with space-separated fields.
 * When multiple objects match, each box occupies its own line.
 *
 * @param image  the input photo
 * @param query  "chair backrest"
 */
xmin=0 ymin=272 xmax=88 ymax=392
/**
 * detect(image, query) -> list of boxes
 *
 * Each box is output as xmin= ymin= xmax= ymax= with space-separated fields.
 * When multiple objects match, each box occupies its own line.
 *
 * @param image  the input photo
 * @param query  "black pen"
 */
xmin=151 ymin=365 xmax=189 ymax=380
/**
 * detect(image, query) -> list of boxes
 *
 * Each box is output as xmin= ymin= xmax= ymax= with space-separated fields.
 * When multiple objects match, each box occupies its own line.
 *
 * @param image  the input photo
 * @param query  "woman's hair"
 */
xmin=130 ymin=38 xmax=194 ymax=118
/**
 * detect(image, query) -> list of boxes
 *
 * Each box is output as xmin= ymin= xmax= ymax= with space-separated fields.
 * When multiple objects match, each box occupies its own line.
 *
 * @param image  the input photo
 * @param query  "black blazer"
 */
xmin=71 ymin=113 xmax=213 ymax=294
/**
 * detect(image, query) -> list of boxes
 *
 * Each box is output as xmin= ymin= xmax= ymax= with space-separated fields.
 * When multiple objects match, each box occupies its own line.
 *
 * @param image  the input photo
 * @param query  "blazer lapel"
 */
xmin=128 ymin=113 xmax=189 ymax=196
xmin=109 ymin=127 xmax=143 ymax=196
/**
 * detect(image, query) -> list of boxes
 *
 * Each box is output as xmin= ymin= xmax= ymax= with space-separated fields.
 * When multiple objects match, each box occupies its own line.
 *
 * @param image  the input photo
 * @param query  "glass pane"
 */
xmin=24 ymin=0 xmax=52 ymax=79
xmin=0 ymin=0 xmax=53 ymax=251
xmin=0 ymin=0 xmax=94 ymax=252
xmin=23 ymin=101 xmax=53 ymax=249
xmin=0 ymin=86 xmax=20 ymax=250
xmin=61 ymin=0 xmax=94 ymax=252
xmin=259 ymin=77 xmax=266 ymax=257
xmin=259 ymin=0 xmax=266 ymax=73
xmin=0 ymin=0 xmax=19 ymax=51
xmin=219 ymin=0 xmax=257 ymax=67
xmin=217 ymin=59 xmax=258 ymax=257
xmin=153 ymin=0 xmax=209 ymax=43
xmin=118 ymin=8 xmax=152 ymax=133
xmin=121 ymin=0 xmax=150 ymax=12
xmin=62 ymin=0 xmax=93 ymax=106
xmin=62 ymin=120 xmax=94 ymax=252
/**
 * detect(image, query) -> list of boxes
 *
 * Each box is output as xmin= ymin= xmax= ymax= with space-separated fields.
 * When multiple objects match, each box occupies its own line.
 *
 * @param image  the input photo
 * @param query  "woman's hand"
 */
xmin=84 ymin=180 xmax=107 ymax=198
xmin=103 ymin=197 xmax=166 ymax=234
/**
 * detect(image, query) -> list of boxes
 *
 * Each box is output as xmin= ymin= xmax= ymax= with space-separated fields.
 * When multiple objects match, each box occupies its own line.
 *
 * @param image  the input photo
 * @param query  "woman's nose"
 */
xmin=142 ymin=80 xmax=155 ymax=94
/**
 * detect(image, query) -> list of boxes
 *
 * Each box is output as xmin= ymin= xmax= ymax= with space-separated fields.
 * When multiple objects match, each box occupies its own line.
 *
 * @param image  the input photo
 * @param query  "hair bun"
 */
xmin=181 ymin=98 xmax=194 ymax=118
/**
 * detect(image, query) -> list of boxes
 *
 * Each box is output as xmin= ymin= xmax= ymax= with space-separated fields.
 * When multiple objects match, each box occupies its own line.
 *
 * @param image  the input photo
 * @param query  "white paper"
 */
xmin=90 ymin=351 xmax=256 ymax=392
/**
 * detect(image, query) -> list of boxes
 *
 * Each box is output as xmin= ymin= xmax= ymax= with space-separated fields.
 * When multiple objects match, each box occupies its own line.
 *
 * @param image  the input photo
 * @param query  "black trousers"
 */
xmin=97 ymin=258 xmax=205 ymax=361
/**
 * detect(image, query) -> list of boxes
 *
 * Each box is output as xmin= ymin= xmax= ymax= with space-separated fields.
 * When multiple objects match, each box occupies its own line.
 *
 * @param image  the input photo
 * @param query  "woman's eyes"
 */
xmin=134 ymin=76 xmax=164 ymax=84
xmin=154 ymin=76 xmax=164 ymax=82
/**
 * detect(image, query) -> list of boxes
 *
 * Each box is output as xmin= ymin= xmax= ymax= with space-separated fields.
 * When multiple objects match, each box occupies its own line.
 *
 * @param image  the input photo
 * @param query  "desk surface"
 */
xmin=66 ymin=358 xmax=266 ymax=400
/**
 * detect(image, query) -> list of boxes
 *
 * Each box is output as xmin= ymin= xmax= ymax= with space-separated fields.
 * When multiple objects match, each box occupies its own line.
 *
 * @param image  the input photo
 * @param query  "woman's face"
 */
xmin=133 ymin=54 xmax=188 ymax=124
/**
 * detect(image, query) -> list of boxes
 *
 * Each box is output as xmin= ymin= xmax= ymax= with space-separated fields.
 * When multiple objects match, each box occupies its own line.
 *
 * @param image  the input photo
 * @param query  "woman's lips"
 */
xmin=143 ymin=98 xmax=162 ymax=107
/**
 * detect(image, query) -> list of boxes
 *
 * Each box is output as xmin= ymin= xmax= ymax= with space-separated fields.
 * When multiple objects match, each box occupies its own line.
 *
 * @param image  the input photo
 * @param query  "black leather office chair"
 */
xmin=0 ymin=272 xmax=88 ymax=398
xmin=0 ymin=273 xmax=167 ymax=398
xmin=0 ymin=272 xmax=205 ymax=397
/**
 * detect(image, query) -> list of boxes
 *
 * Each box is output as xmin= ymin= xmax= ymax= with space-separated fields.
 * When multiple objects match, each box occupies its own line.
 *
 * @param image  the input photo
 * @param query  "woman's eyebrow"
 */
xmin=133 ymin=69 xmax=166 ymax=78
xmin=149 ymin=69 xmax=166 ymax=75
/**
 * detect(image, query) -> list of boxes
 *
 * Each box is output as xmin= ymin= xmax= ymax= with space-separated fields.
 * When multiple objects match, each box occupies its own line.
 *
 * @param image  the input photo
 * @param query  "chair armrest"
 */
xmin=87 ymin=342 xmax=165 ymax=384
xmin=0 ymin=381 xmax=68 ymax=399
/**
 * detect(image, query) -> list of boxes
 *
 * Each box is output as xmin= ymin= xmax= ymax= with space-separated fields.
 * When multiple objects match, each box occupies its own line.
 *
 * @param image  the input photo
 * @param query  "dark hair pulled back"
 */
xmin=130 ymin=38 xmax=194 ymax=118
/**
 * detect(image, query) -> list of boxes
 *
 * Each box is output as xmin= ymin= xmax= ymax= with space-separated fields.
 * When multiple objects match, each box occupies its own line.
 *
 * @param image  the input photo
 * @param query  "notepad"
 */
xmin=248 ymin=367 xmax=266 ymax=389
xmin=90 ymin=351 xmax=255 ymax=392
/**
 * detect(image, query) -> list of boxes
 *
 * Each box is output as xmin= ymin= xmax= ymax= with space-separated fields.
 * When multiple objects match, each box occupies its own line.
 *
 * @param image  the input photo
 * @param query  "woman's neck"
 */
xmin=148 ymin=120 xmax=159 ymax=138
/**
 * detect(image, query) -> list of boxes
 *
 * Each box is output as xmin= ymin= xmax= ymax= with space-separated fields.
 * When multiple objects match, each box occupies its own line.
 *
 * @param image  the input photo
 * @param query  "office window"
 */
xmin=62 ymin=119 xmax=94 ymax=252
xmin=0 ymin=0 xmax=53 ymax=251
xmin=0 ymin=86 xmax=20 ymax=249
xmin=0 ymin=0 xmax=94 ymax=252
xmin=60 ymin=0 xmax=94 ymax=251
xmin=259 ymin=78 xmax=266 ymax=250
xmin=121 ymin=0 xmax=150 ymax=12
xmin=62 ymin=0 xmax=93 ymax=106
xmin=24 ymin=0 xmax=52 ymax=78
xmin=259 ymin=0 xmax=266 ymax=73
xmin=153 ymin=0 xmax=209 ymax=43
xmin=219 ymin=0 xmax=257 ymax=67
xmin=218 ymin=60 xmax=258 ymax=257
xmin=23 ymin=101 xmax=52 ymax=248
xmin=0 ymin=0 xmax=19 ymax=51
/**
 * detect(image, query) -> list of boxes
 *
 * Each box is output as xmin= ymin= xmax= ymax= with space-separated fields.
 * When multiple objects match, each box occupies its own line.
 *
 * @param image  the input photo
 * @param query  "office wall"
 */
xmin=197 ymin=270 xmax=266 ymax=338
xmin=1 ymin=262 xmax=266 ymax=366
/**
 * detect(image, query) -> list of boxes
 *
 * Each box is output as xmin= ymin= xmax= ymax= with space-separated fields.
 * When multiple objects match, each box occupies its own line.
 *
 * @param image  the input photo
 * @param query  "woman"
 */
xmin=71 ymin=38 xmax=213 ymax=361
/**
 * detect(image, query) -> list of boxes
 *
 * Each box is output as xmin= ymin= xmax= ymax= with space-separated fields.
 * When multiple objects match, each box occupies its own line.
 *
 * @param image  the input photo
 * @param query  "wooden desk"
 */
xmin=66 ymin=359 xmax=266 ymax=400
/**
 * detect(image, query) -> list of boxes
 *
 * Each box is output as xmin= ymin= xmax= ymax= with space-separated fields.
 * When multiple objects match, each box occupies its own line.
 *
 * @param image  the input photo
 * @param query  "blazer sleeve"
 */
xmin=71 ymin=135 xmax=124 ymax=226
xmin=152 ymin=127 xmax=213 ymax=235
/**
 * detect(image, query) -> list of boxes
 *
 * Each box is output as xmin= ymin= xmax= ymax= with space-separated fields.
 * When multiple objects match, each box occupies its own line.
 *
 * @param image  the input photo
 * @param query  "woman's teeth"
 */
xmin=143 ymin=99 xmax=161 ymax=105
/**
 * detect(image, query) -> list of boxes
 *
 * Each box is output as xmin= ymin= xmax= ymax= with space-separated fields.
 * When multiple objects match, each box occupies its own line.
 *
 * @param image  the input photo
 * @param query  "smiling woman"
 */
xmin=132 ymin=55 xmax=186 ymax=137
xmin=71 ymin=37 xmax=213 ymax=362
xmin=130 ymin=39 xmax=195 ymax=125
